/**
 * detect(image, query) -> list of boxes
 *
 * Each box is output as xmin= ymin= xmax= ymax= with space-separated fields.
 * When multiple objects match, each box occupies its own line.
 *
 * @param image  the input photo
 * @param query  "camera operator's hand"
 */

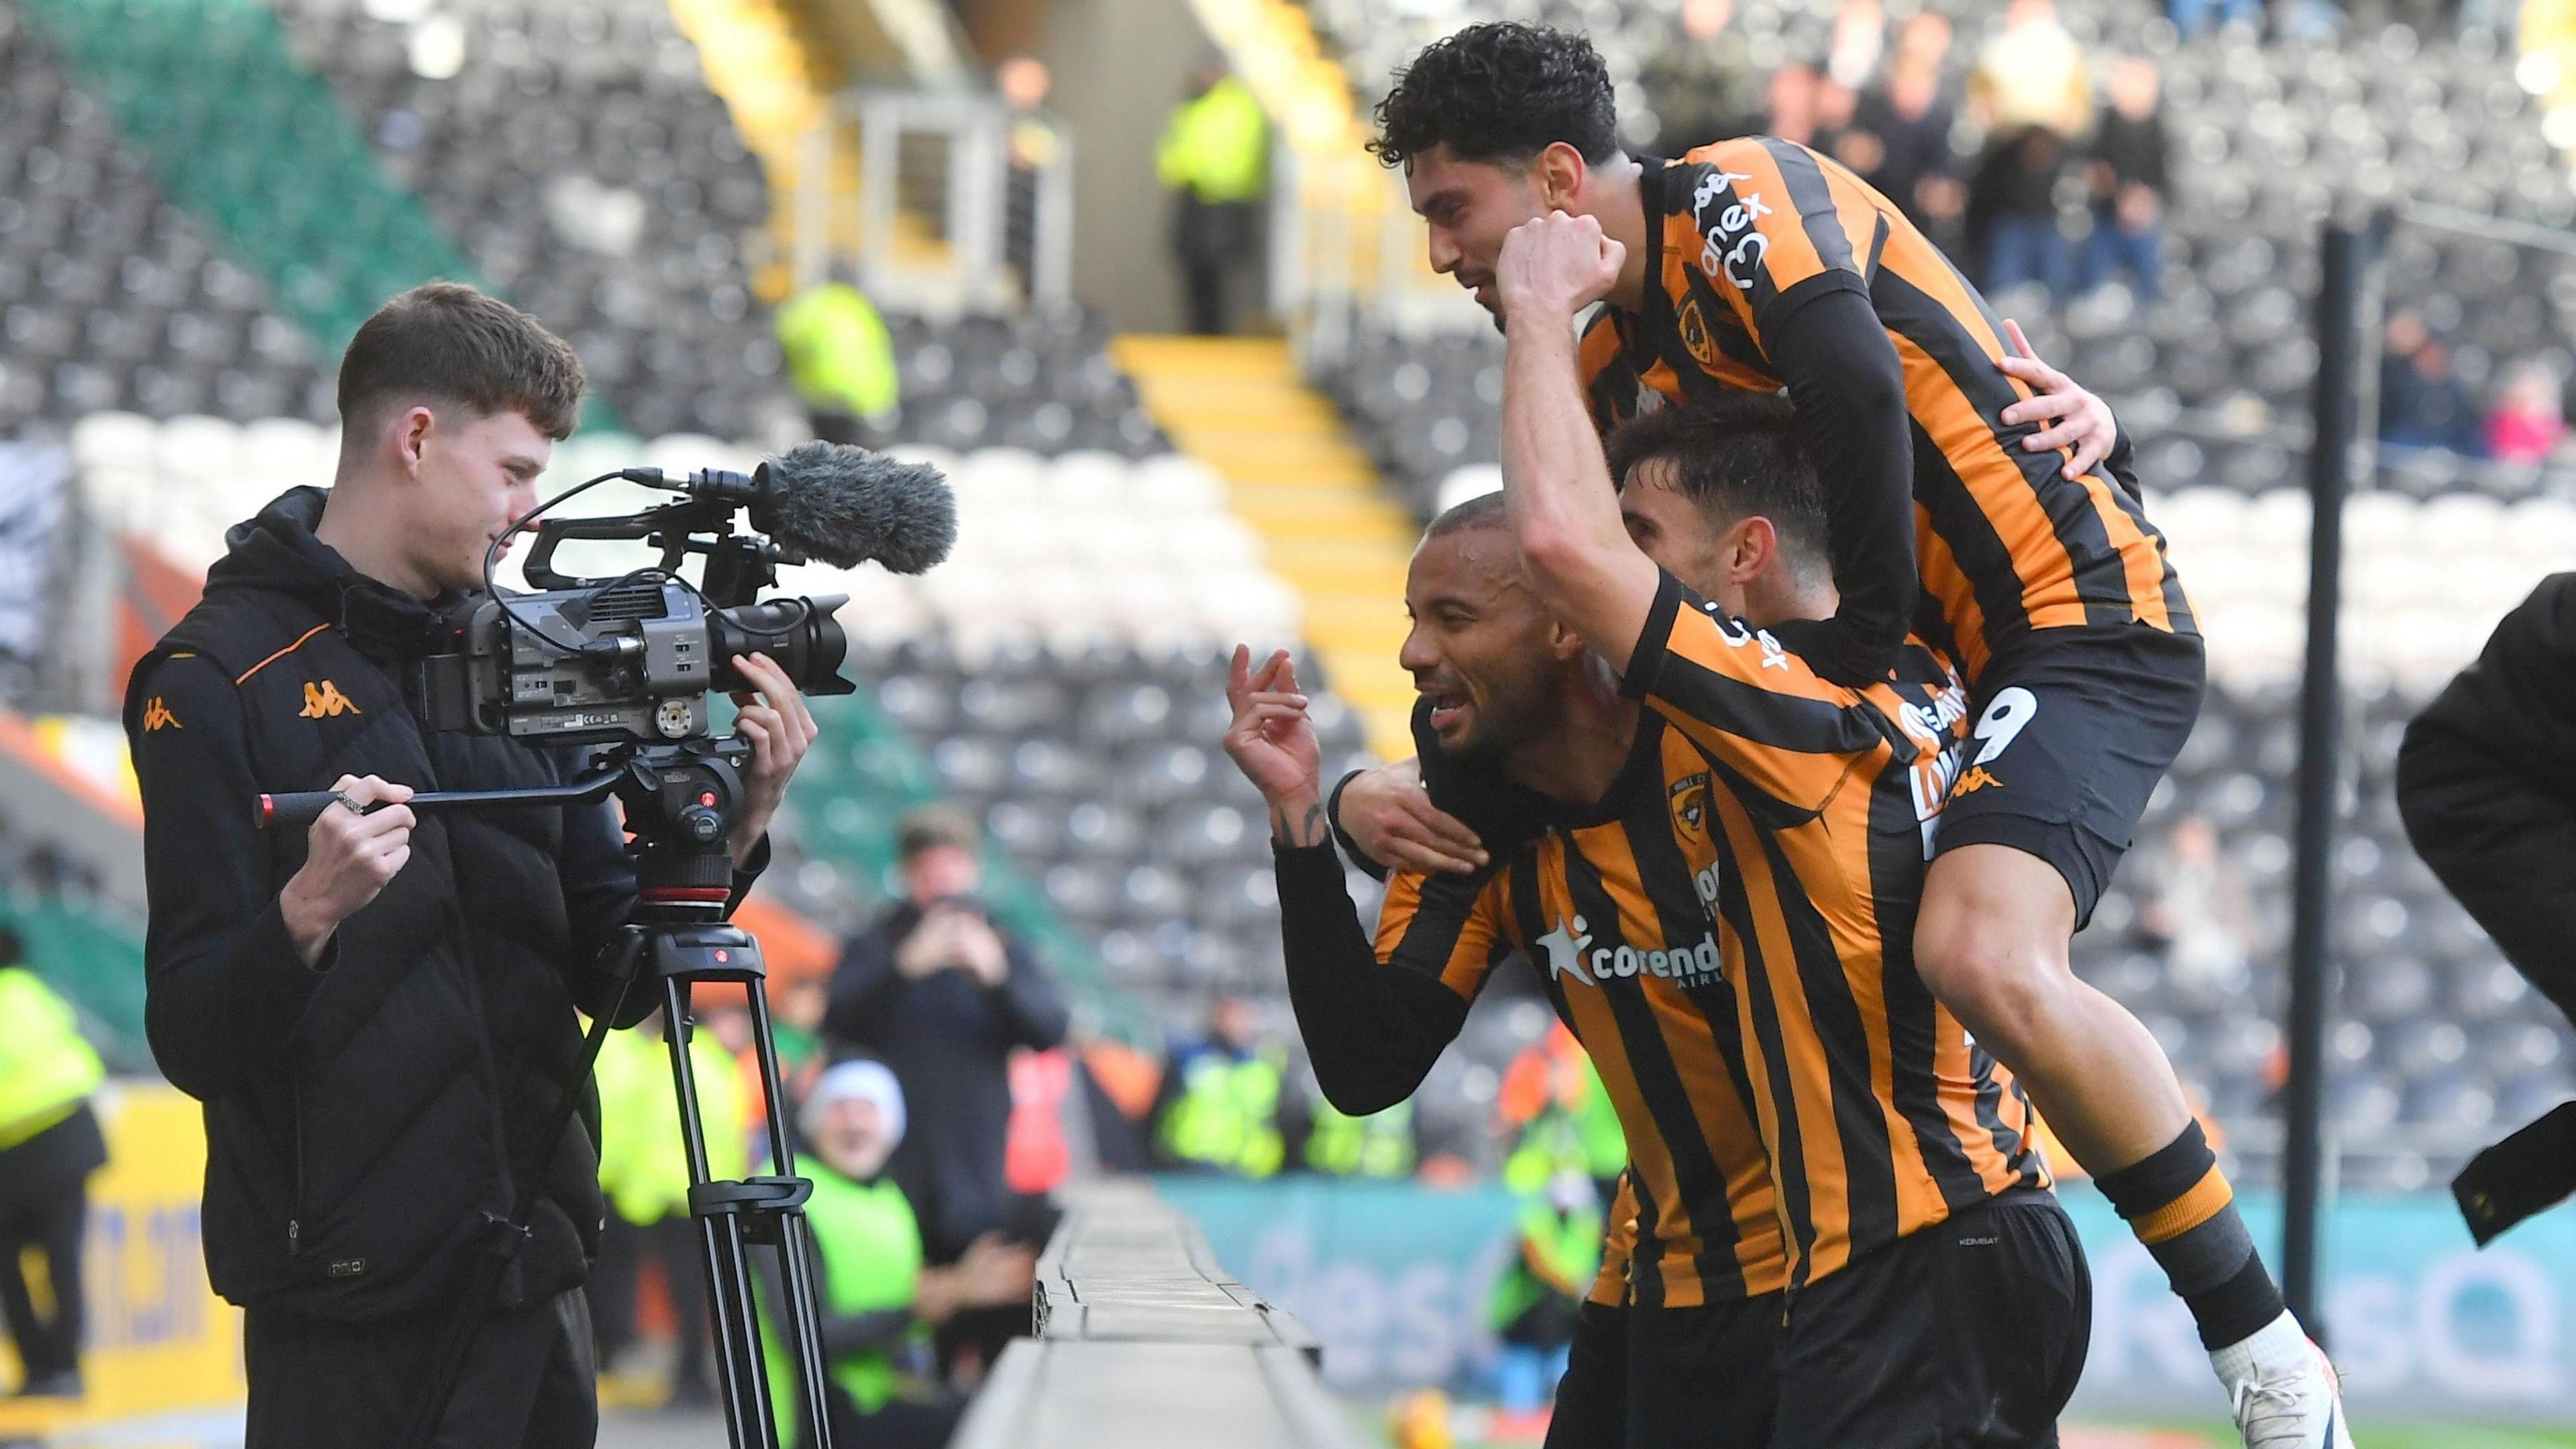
xmin=727 ymin=651 xmax=818 ymax=869
xmin=1337 ymin=759 xmax=1488 ymax=875
xmin=279 ymin=774 xmax=416 ymax=967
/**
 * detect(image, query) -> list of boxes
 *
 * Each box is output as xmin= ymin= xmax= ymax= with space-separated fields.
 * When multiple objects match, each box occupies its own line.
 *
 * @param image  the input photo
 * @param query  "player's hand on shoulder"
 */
xmin=1994 ymin=318 xmax=2116 ymax=480
xmin=1497 ymin=211 xmax=1625 ymax=325
xmin=1338 ymin=759 xmax=1488 ymax=875
xmin=1221 ymin=644 xmax=1321 ymax=804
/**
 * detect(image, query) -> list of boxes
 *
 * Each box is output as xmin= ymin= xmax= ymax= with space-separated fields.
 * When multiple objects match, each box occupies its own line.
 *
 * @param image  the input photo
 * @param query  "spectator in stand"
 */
xmin=0 ymin=928 xmax=106 ymax=1401
xmin=2487 ymin=362 xmax=2568 ymax=464
xmin=2081 ymin=57 xmax=2171 ymax=301
xmin=1150 ymin=996 xmax=1294 ymax=1177
xmin=754 ymin=1060 xmax=1035 ymax=1449
xmin=1826 ymin=0 xmax=1886 ymax=89
xmin=2379 ymin=311 xmax=2484 ymax=453
xmin=1764 ymin=58 xmax=1821 ymax=147
xmin=824 ymin=807 xmax=1067 ymax=1380
xmin=1968 ymin=0 xmax=2090 ymax=299
xmin=1969 ymin=0 xmax=2092 ymax=141
xmin=1969 ymin=125 xmax=2075 ymax=299
xmin=2170 ymin=0 xmax=2265 ymax=36
xmin=1638 ymin=0 xmax=1764 ymax=154
xmin=998 ymin=56 xmax=1060 ymax=292
xmin=2133 ymin=814 xmax=2258 ymax=1000
xmin=1157 ymin=57 xmax=1269 ymax=335
xmin=1847 ymin=52 xmax=1964 ymax=249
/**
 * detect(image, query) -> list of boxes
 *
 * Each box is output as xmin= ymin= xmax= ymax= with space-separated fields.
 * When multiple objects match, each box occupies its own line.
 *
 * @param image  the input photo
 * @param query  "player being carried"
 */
xmin=1336 ymin=24 xmax=2345 ymax=1446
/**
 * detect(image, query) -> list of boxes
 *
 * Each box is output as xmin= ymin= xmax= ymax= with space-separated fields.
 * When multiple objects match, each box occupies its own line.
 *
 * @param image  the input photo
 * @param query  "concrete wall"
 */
xmin=1034 ymin=0 xmax=1211 ymax=332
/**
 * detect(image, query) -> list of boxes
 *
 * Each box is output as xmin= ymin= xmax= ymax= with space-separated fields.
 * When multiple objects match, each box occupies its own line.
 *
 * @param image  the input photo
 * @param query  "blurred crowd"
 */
xmin=1638 ymin=0 xmax=2571 ymax=471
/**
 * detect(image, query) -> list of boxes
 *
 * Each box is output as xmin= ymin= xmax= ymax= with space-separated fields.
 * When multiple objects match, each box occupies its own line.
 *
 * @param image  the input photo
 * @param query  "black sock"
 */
xmin=2094 ymin=1121 xmax=2288 ymax=1350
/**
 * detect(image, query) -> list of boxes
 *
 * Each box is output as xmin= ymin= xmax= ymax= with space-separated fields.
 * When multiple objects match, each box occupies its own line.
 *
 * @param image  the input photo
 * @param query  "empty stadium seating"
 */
xmin=0 ymin=5 xmax=330 ymax=431
xmin=268 ymin=0 xmax=797 ymax=440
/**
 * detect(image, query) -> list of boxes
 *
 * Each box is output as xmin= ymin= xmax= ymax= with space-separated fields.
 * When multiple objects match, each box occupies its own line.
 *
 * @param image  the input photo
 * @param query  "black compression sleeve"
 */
xmin=1273 ymin=843 xmax=1468 ymax=1116
xmin=1762 ymin=276 xmax=1918 ymax=686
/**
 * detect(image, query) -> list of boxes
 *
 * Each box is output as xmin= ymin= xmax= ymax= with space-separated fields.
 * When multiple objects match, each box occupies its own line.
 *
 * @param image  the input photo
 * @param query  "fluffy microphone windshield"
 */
xmin=753 ymin=441 xmax=957 ymax=574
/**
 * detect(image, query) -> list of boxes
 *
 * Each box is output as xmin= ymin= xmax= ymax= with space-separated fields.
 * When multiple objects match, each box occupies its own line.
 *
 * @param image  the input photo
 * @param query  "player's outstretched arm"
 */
xmin=1495 ymin=211 xmax=1661 ymax=676
xmin=1222 ymin=647 xmax=1472 ymax=1114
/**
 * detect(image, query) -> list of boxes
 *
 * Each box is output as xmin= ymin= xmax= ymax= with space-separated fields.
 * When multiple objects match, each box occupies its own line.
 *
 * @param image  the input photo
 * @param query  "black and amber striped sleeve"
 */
xmin=1274 ymin=842 xmax=1495 ymax=1115
xmin=1619 ymin=570 xmax=1895 ymax=814
xmin=1578 ymin=306 xmax=1642 ymax=436
xmin=1672 ymin=139 xmax=1915 ymax=685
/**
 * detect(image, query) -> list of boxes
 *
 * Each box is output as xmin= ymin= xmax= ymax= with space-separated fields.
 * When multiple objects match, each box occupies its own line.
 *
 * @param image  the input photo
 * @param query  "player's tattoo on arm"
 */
xmin=1271 ymin=800 xmax=1330 ymax=847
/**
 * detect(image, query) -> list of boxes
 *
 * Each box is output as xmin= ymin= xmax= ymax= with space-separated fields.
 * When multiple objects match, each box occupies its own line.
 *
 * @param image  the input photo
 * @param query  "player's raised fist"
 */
xmin=1496 ymin=211 xmax=1625 ymax=323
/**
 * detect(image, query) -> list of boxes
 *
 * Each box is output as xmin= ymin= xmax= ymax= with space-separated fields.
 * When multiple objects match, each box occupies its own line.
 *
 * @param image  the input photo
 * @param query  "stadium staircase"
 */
xmin=666 ymin=0 xmax=864 ymax=303
xmin=1109 ymin=336 xmax=1417 ymax=759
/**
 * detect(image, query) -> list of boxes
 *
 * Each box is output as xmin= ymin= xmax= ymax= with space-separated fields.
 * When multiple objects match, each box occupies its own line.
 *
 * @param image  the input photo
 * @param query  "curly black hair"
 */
xmin=1370 ymin=23 xmax=1621 ymax=170
xmin=1605 ymin=392 xmax=1829 ymax=575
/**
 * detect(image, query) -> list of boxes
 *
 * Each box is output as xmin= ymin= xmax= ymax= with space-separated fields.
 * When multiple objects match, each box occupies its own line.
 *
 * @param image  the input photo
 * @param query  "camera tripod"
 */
xmin=264 ymin=737 xmax=839 ymax=1449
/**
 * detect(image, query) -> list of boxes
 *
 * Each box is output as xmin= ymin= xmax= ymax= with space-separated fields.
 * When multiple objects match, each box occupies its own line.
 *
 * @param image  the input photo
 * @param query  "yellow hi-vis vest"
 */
xmin=1304 ymin=1098 xmax=1415 ymax=1178
xmin=595 ymin=1024 xmax=751 ymax=1225
xmin=1158 ymin=1049 xmax=1285 ymax=1178
xmin=1155 ymin=76 xmax=1269 ymax=204
xmin=0 ymin=967 xmax=105 ymax=1150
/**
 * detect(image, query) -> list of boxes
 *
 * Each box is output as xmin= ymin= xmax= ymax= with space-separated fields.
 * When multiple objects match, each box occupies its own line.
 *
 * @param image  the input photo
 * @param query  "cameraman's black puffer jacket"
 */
xmin=123 ymin=487 xmax=759 ymax=1321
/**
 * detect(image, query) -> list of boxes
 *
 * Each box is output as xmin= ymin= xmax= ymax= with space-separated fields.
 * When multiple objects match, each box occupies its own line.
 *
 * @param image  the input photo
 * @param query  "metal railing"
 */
xmin=788 ymin=89 xmax=1075 ymax=316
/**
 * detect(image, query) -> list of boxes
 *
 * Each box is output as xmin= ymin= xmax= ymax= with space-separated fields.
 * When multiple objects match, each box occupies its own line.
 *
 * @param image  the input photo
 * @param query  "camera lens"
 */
xmin=710 ymin=594 xmax=855 ymax=697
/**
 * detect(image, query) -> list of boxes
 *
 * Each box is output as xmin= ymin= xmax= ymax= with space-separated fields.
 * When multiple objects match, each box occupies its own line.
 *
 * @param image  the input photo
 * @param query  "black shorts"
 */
xmin=1772 ymin=1190 xmax=2091 ymax=1449
xmin=1936 ymin=624 xmax=2206 ymax=928
xmin=1544 ymin=1293 xmax=1782 ymax=1449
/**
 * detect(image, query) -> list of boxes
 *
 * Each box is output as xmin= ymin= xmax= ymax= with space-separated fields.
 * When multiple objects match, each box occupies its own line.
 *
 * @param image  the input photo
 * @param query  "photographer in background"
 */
xmin=824 ymin=806 xmax=1066 ymax=1380
xmin=121 ymin=282 xmax=816 ymax=1448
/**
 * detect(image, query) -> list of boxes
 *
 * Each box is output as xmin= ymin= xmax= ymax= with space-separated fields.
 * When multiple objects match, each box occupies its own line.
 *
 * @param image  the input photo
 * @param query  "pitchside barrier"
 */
xmin=953 ymin=1179 xmax=1367 ymax=1448
xmin=1157 ymin=1175 xmax=2576 ymax=1421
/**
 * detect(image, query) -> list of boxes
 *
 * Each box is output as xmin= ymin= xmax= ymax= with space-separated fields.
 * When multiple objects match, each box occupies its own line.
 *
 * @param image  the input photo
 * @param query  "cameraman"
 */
xmin=121 ymin=282 xmax=817 ymax=1447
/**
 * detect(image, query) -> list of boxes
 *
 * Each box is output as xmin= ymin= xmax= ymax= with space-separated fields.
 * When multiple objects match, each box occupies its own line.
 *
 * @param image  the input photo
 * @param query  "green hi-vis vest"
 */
xmin=594 ymin=1025 xmax=750 ymax=1225
xmin=1304 ymin=1098 xmax=1415 ymax=1178
xmin=0 ymin=967 xmax=105 ymax=1150
xmin=1158 ymin=1049 xmax=1285 ymax=1178
xmin=1487 ymin=1200 xmax=1603 ymax=1332
xmin=773 ymin=282 xmax=900 ymax=421
xmin=1154 ymin=76 xmax=1268 ymax=204
xmin=759 ymin=1162 xmax=925 ymax=1444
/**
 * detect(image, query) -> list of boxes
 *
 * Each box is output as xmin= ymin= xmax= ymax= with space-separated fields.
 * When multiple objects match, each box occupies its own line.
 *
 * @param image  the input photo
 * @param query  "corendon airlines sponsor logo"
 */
xmin=1690 ymin=169 xmax=1770 ymax=292
xmin=1536 ymin=907 xmax=1725 ymax=991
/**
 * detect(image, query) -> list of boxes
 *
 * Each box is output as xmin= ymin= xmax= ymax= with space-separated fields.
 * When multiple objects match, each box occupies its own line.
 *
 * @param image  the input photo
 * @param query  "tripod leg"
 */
xmin=746 ymin=982 xmax=837 ymax=1448
xmin=662 ymin=977 xmax=780 ymax=1449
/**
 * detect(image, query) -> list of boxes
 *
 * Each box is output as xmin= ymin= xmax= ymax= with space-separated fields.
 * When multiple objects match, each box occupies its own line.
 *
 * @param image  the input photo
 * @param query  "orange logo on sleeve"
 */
xmin=142 ymin=697 xmax=181 ymax=731
xmin=299 ymin=680 xmax=361 ymax=718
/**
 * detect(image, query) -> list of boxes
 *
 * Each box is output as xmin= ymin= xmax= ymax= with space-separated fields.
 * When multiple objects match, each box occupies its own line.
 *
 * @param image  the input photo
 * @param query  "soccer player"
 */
xmin=1232 ymin=496 xmax=1788 ymax=1449
xmin=1358 ymin=25 xmax=2344 ymax=1442
xmin=1226 ymin=400 xmax=2078 ymax=1443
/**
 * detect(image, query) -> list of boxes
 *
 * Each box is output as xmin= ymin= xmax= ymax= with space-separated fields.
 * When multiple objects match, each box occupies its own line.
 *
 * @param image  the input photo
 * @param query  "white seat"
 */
xmin=70 ymin=413 xmax=159 ymax=474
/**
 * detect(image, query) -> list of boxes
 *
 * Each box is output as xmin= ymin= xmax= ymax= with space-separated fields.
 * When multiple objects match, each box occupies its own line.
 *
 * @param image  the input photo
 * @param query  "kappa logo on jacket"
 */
xmin=299 ymin=680 xmax=361 ymax=718
xmin=141 ymin=697 xmax=181 ymax=731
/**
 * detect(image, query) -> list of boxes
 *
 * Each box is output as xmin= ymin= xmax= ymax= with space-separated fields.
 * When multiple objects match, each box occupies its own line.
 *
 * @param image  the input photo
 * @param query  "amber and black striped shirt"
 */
xmin=1625 ymin=570 xmax=2052 ymax=1287
xmin=1579 ymin=136 xmax=2194 ymax=683
xmin=1378 ymin=683 xmax=1813 ymax=1306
